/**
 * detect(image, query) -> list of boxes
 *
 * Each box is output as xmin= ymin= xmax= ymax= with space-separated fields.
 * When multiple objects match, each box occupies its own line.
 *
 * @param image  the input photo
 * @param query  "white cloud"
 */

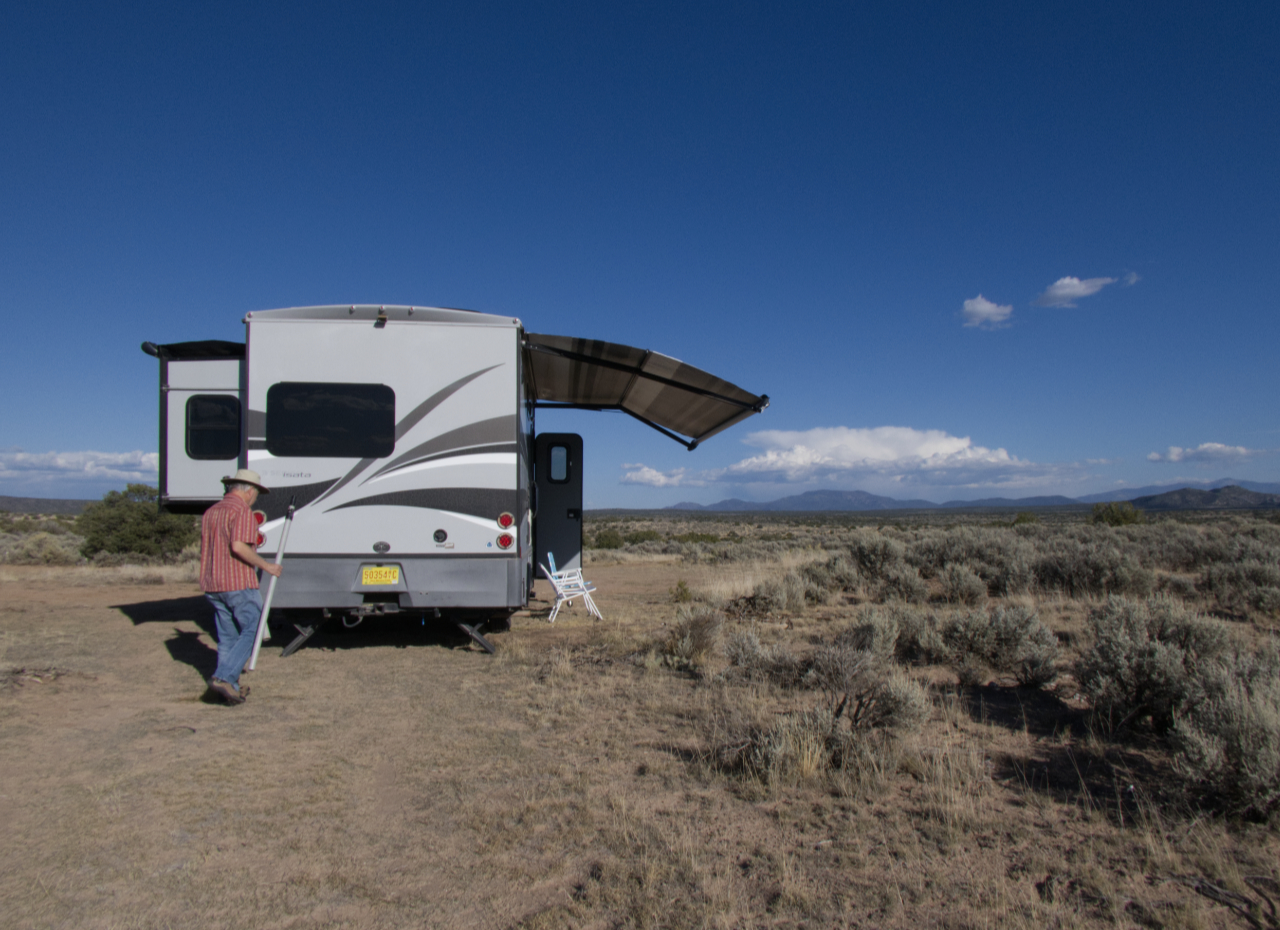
xmin=1147 ymin=443 xmax=1259 ymax=464
xmin=962 ymin=294 xmax=1013 ymax=329
xmin=0 ymin=449 xmax=159 ymax=490
xmin=1122 ymin=271 xmax=1141 ymax=286
xmin=625 ymin=426 xmax=1075 ymax=492
xmin=620 ymin=464 xmax=704 ymax=487
xmin=1033 ymin=276 xmax=1117 ymax=308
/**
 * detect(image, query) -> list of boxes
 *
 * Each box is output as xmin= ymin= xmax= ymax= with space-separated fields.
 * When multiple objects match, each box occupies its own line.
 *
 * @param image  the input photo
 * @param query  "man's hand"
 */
xmin=231 ymin=540 xmax=284 ymax=577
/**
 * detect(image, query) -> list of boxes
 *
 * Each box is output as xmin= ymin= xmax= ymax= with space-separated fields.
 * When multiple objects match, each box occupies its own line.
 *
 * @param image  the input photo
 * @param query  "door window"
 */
xmin=549 ymin=444 xmax=569 ymax=482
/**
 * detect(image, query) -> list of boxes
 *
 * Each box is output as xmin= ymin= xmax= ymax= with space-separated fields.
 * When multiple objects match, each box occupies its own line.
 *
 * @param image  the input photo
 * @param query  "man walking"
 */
xmin=200 ymin=469 xmax=282 ymax=704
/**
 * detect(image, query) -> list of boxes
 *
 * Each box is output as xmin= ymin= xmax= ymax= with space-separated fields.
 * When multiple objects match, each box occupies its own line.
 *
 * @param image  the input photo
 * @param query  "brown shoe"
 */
xmin=208 ymin=678 xmax=245 ymax=705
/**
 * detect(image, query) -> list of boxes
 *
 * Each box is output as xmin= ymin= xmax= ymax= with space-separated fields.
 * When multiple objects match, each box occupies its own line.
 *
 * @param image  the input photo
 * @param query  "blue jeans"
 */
xmin=205 ymin=589 xmax=262 ymax=691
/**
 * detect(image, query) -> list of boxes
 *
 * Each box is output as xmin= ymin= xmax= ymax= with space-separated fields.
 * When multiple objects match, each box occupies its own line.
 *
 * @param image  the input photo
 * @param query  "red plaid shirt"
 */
xmin=200 ymin=492 xmax=259 ymax=592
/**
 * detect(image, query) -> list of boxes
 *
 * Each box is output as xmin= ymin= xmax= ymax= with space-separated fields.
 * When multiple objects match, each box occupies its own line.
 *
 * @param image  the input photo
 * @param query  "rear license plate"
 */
xmin=361 ymin=566 xmax=400 ymax=585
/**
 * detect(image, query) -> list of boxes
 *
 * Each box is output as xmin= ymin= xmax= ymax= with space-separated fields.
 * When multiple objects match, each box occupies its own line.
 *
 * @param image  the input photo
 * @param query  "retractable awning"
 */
xmin=523 ymin=333 xmax=769 ymax=449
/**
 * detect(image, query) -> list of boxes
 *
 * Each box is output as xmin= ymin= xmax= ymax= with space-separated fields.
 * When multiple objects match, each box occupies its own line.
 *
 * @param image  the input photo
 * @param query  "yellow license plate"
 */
xmin=361 ymin=566 xmax=400 ymax=586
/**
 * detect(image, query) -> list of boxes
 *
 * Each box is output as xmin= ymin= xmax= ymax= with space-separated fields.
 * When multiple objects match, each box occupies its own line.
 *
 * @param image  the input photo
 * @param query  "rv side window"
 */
xmin=186 ymin=395 xmax=241 ymax=460
xmin=549 ymin=444 xmax=569 ymax=482
xmin=266 ymin=382 xmax=396 ymax=458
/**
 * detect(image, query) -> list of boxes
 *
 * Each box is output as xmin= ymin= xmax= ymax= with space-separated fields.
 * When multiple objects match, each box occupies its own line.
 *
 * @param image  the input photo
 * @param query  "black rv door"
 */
xmin=534 ymin=433 xmax=583 ymax=572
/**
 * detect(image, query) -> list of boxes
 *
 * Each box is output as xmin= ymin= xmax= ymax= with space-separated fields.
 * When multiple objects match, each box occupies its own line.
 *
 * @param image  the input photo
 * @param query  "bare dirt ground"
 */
xmin=2 ymin=561 xmax=1277 ymax=929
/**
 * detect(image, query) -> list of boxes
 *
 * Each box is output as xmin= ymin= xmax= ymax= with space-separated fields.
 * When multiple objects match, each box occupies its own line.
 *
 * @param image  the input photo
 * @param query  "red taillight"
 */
xmin=256 ymin=533 xmax=265 ymax=546
xmin=497 ymin=512 xmax=514 ymax=529
xmin=253 ymin=510 xmax=266 ymax=525
xmin=497 ymin=533 xmax=514 ymax=550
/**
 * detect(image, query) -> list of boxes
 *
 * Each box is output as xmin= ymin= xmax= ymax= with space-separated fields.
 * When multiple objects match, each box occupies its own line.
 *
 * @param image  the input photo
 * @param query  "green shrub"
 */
xmin=670 ymin=579 xmax=692 ymax=603
xmin=807 ymin=641 xmax=930 ymax=734
xmin=940 ymin=563 xmax=987 ymax=606
xmin=1076 ymin=596 xmax=1229 ymax=733
xmin=850 ymin=530 xmax=906 ymax=580
xmin=834 ymin=611 xmax=902 ymax=661
xmin=672 ymin=532 xmax=719 ymax=544
xmin=801 ymin=554 xmax=861 ymax=595
xmin=879 ymin=565 xmax=928 ymax=604
xmin=1199 ymin=560 xmax=1280 ymax=616
xmin=940 ymin=605 xmax=1059 ymax=688
xmin=721 ymin=629 xmax=805 ymax=687
xmin=885 ymin=605 xmax=951 ymax=665
xmin=1174 ymin=644 xmax=1280 ymax=819
xmin=1090 ymin=501 xmax=1145 ymax=527
xmin=1155 ymin=573 xmax=1198 ymax=600
xmin=0 ymin=531 xmax=82 ymax=565
xmin=625 ymin=529 xmax=663 ymax=544
xmin=76 ymin=485 xmax=198 ymax=559
xmin=1032 ymin=536 xmax=1153 ymax=599
xmin=592 ymin=528 xmax=624 ymax=549
xmin=743 ymin=571 xmax=813 ymax=614
xmin=1012 ymin=511 xmax=1040 ymax=526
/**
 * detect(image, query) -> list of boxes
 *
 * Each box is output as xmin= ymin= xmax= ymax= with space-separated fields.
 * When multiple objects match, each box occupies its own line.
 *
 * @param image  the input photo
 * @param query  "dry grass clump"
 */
xmin=709 ymin=617 xmax=931 ymax=790
xmin=0 ymin=512 xmax=84 ymax=565
xmin=0 ymin=561 xmax=199 ymax=586
xmin=659 ymin=605 xmax=724 ymax=669
xmin=720 ymin=628 xmax=806 ymax=687
xmin=0 ymin=530 xmax=83 ymax=565
xmin=838 ymin=603 xmax=1059 ymax=689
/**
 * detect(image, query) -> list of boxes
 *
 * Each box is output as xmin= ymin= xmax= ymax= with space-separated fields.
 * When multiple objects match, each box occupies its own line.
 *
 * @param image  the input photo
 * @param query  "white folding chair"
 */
xmin=541 ymin=552 xmax=603 ymax=623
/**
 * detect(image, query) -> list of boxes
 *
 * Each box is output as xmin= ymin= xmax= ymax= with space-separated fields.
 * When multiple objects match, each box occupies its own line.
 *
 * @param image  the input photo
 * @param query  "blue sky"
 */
xmin=2 ymin=1 xmax=1277 ymax=506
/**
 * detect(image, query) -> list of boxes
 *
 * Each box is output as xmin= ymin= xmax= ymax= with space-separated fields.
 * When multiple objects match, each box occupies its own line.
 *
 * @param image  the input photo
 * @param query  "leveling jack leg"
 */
xmin=282 ymin=620 xmax=325 ymax=658
xmin=455 ymin=622 xmax=496 ymax=654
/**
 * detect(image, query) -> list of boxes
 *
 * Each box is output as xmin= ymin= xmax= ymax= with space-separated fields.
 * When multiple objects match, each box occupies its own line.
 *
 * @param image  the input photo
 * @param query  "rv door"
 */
xmin=534 ymin=433 xmax=583 ymax=572
xmin=143 ymin=341 xmax=245 ymax=514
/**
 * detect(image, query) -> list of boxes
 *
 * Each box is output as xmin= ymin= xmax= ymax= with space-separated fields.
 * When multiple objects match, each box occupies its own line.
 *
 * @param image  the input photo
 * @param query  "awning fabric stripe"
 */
xmin=523 ymin=334 xmax=768 ymax=448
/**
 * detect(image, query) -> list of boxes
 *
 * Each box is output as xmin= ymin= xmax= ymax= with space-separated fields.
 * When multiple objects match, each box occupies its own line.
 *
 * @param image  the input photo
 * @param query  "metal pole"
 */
xmin=247 ymin=501 xmax=295 ymax=671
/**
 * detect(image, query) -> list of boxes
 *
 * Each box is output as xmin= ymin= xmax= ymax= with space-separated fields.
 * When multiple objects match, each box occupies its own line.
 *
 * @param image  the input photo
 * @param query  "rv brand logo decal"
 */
xmin=372 ymin=541 xmax=390 ymax=554
xmin=282 ymin=472 xmax=311 ymax=478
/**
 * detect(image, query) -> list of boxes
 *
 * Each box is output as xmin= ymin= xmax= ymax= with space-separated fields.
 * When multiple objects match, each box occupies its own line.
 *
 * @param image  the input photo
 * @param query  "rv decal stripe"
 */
xmin=312 ymin=365 xmax=503 ymax=507
xmin=369 ymin=443 xmax=520 ymax=480
xmin=366 ymin=415 xmax=516 ymax=481
xmin=394 ymin=366 xmax=502 ymax=442
xmin=255 ymin=478 xmax=339 ymax=521
xmin=313 ymin=457 xmax=375 ymax=505
xmin=325 ymin=487 xmax=522 ymax=520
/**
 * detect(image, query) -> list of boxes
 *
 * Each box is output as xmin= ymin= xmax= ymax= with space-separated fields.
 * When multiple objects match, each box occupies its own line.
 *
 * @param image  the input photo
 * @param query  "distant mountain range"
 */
xmin=666 ymin=478 xmax=1280 ymax=513
xmin=1132 ymin=486 xmax=1280 ymax=511
xmin=1075 ymin=478 xmax=1280 ymax=502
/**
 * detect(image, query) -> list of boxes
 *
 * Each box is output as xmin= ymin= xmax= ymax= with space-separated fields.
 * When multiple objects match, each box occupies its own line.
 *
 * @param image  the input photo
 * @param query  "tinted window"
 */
xmin=186 ymin=394 xmax=241 ymax=460
xmin=549 ymin=444 xmax=568 ymax=482
xmin=266 ymin=382 xmax=395 ymax=458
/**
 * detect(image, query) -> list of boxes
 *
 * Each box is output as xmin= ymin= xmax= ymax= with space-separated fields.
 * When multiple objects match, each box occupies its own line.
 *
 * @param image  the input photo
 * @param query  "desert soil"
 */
xmin=1 ymin=562 xmax=1277 ymax=929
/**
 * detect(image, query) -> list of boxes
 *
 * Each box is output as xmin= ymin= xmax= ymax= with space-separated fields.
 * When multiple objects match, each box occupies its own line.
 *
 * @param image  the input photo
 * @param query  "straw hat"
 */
xmin=221 ymin=469 xmax=271 ymax=494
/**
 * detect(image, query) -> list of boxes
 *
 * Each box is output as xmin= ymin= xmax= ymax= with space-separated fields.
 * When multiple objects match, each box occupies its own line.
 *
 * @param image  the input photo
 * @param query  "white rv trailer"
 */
xmin=143 ymin=304 xmax=767 ymax=652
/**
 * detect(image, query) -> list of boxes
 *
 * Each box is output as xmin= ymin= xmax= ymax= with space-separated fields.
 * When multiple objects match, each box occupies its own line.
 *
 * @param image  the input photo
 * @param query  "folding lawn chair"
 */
xmin=540 ymin=552 xmax=603 ymax=623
